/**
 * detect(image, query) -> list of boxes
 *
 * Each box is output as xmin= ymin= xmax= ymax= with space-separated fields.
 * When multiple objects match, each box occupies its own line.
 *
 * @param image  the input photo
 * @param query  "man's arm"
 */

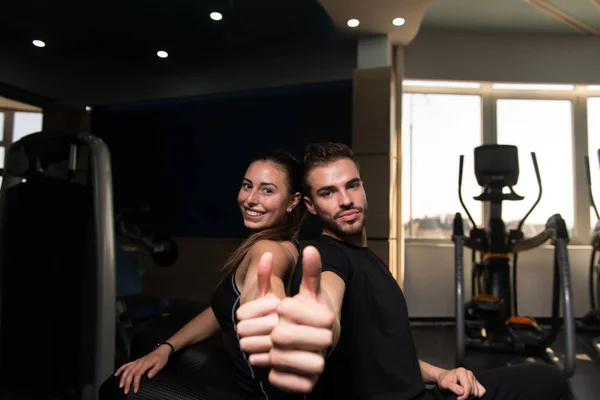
xmin=420 ymin=360 xmax=487 ymax=399
xmin=266 ymin=246 xmax=345 ymax=393
xmin=319 ymin=271 xmax=345 ymax=353
xmin=418 ymin=359 xmax=448 ymax=384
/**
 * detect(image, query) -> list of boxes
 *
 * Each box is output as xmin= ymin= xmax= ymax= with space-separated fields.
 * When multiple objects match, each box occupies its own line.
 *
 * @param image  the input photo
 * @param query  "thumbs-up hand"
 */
xmin=236 ymin=252 xmax=282 ymax=364
xmin=267 ymin=246 xmax=337 ymax=393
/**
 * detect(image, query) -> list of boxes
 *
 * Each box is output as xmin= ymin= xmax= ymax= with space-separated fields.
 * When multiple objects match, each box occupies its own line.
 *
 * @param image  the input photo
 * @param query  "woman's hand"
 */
xmin=114 ymin=345 xmax=172 ymax=394
xmin=237 ymin=252 xmax=282 ymax=366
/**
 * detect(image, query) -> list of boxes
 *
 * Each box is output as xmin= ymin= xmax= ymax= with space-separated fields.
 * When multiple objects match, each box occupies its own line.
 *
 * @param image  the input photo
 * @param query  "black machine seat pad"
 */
xmin=100 ymin=340 xmax=242 ymax=400
xmin=0 ymin=177 xmax=97 ymax=396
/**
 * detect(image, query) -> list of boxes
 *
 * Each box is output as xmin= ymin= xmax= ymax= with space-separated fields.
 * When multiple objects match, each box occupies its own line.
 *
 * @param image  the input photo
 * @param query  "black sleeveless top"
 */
xmin=210 ymin=240 xmax=304 ymax=400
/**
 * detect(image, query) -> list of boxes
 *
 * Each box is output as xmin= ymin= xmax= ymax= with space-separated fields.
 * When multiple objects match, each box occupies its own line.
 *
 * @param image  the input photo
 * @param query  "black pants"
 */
xmin=423 ymin=363 xmax=569 ymax=400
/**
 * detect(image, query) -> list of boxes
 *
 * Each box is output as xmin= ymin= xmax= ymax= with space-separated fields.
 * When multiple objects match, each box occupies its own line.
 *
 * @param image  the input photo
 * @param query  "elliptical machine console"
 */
xmin=452 ymin=144 xmax=576 ymax=379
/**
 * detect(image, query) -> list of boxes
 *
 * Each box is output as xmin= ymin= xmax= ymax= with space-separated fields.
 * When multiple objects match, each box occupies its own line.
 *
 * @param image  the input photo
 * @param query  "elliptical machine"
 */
xmin=581 ymin=149 xmax=600 ymax=353
xmin=452 ymin=144 xmax=576 ymax=378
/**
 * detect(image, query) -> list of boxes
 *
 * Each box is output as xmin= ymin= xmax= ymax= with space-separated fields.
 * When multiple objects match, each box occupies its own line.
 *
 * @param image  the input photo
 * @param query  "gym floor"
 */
xmin=411 ymin=323 xmax=600 ymax=399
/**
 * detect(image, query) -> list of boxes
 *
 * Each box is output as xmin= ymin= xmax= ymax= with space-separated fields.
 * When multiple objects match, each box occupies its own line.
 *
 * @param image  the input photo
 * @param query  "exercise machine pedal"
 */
xmin=466 ymin=295 xmax=510 ymax=341
xmin=582 ymin=309 xmax=600 ymax=326
xmin=506 ymin=316 xmax=545 ymax=347
xmin=472 ymin=295 xmax=501 ymax=310
xmin=466 ymin=295 xmax=502 ymax=321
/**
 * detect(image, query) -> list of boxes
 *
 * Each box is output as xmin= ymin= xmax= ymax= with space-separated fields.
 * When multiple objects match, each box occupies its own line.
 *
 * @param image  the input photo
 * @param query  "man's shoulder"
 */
xmin=291 ymin=237 xmax=354 ymax=291
xmin=306 ymin=237 xmax=352 ymax=265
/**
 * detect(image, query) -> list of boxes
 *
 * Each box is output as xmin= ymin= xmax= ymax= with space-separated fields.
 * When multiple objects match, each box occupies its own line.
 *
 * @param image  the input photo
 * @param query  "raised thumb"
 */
xmin=299 ymin=246 xmax=322 ymax=299
xmin=256 ymin=252 xmax=273 ymax=298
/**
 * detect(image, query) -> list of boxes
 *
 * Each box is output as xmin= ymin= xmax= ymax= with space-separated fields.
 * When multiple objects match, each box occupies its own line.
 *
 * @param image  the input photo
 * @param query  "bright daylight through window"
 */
xmin=13 ymin=112 xmax=43 ymax=143
xmin=402 ymin=93 xmax=482 ymax=239
xmin=0 ymin=106 xmax=44 ymax=188
xmin=402 ymin=80 xmax=596 ymax=241
xmin=496 ymin=99 xmax=574 ymax=236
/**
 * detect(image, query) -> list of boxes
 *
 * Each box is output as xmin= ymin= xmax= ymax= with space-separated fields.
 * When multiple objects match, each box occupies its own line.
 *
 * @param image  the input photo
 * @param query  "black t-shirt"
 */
xmin=290 ymin=235 xmax=425 ymax=400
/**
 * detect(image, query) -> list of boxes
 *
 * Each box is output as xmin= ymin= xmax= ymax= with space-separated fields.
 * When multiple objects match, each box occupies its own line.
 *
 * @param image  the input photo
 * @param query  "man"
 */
xmin=237 ymin=143 xmax=569 ymax=400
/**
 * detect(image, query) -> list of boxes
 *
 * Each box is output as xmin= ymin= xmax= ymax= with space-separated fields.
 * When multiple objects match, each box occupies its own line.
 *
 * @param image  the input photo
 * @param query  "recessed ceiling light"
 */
xmin=85 ymin=106 xmax=92 ymax=112
xmin=210 ymin=12 xmax=223 ymax=21
xmin=157 ymin=50 xmax=168 ymax=59
xmin=392 ymin=18 xmax=406 ymax=26
xmin=347 ymin=19 xmax=360 ymax=28
xmin=32 ymin=40 xmax=45 ymax=48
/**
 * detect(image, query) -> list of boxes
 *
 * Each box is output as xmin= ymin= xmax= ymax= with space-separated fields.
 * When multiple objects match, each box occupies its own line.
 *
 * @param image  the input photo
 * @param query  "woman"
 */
xmin=109 ymin=149 xmax=307 ymax=399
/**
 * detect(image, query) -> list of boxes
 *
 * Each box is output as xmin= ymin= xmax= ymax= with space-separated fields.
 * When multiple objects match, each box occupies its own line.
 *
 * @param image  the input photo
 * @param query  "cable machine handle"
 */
xmin=518 ymin=152 xmax=543 ymax=232
xmin=453 ymin=213 xmax=466 ymax=368
xmin=585 ymin=156 xmax=599 ymax=220
xmin=554 ymin=236 xmax=576 ymax=378
xmin=458 ymin=155 xmax=476 ymax=229
xmin=544 ymin=215 xmax=576 ymax=378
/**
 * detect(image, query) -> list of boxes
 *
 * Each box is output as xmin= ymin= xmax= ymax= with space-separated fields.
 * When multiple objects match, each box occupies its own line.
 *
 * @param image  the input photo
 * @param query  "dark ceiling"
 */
xmin=0 ymin=0 xmax=336 ymax=64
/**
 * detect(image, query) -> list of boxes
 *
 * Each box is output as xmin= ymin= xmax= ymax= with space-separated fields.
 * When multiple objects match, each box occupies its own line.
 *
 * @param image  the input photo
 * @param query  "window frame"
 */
xmin=402 ymin=81 xmax=596 ymax=245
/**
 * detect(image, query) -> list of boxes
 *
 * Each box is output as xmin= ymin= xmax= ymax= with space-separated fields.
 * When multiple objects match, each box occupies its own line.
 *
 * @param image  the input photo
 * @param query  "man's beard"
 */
xmin=318 ymin=203 xmax=368 ymax=239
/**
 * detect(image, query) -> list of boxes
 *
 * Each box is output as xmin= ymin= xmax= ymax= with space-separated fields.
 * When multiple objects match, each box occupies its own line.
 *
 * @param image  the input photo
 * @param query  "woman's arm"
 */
xmin=163 ymin=306 xmax=220 ymax=353
xmin=116 ymin=305 xmax=221 ymax=394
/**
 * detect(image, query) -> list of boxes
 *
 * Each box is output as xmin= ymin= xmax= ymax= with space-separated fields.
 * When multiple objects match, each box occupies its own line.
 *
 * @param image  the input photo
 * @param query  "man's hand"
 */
xmin=236 ymin=252 xmax=281 ymax=366
xmin=437 ymin=367 xmax=486 ymax=400
xmin=267 ymin=246 xmax=335 ymax=393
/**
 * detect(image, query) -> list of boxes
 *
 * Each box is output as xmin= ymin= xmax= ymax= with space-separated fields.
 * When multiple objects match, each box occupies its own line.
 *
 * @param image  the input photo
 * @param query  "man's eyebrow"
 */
xmin=316 ymin=178 xmax=360 ymax=192
xmin=316 ymin=185 xmax=336 ymax=192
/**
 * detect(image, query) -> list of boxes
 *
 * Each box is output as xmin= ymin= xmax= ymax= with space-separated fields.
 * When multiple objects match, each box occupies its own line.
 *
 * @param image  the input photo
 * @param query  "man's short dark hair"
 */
xmin=303 ymin=142 xmax=359 ymax=195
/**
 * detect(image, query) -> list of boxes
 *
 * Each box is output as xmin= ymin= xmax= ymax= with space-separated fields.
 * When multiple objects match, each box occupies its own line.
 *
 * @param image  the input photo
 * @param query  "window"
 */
xmin=589 ymin=98 xmax=600 ymax=231
xmin=402 ymin=93 xmax=482 ymax=239
xmin=496 ymin=99 xmax=574 ymax=237
xmin=13 ymin=112 xmax=43 ymax=143
xmin=402 ymin=79 xmax=598 ymax=243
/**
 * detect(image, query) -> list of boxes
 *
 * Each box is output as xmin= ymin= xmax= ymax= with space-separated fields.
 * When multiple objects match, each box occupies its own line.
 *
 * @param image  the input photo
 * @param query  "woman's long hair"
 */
xmin=218 ymin=149 xmax=307 ymax=282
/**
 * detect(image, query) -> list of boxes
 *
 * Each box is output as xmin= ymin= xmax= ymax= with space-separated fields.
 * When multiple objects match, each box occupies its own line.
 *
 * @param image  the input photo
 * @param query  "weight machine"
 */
xmin=0 ymin=131 xmax=115 ymax=399
xmin=452 ymin=144 xmax=576 ymax=378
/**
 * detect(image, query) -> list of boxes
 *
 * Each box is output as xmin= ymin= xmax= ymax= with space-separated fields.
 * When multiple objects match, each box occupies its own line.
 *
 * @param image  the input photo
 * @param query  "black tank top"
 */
xmin=210 ymin=240 xmax=304 ymax=400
